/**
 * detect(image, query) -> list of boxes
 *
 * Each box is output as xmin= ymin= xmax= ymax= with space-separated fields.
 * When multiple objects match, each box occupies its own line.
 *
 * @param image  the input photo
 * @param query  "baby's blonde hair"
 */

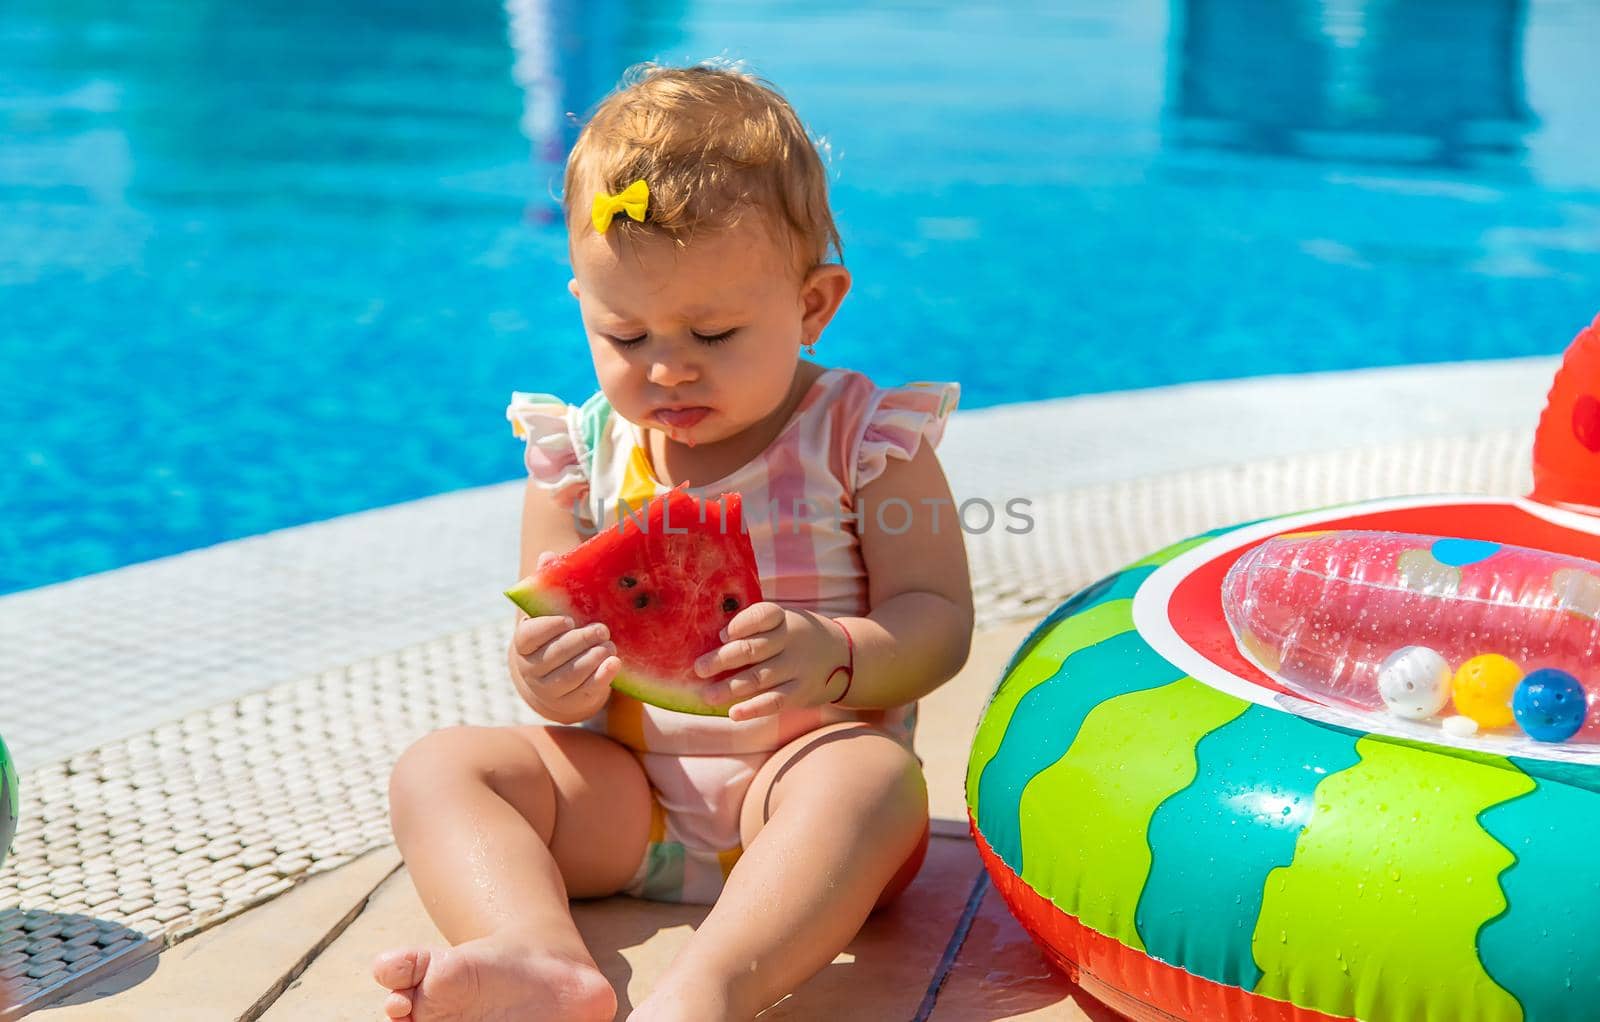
xmin=564 ymin=63 xmax=843 ymax=271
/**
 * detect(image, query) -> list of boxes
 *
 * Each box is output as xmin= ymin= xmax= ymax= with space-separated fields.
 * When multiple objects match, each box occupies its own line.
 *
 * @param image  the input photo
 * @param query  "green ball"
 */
xmin=0 ymin=733 xmax=16 ymax=873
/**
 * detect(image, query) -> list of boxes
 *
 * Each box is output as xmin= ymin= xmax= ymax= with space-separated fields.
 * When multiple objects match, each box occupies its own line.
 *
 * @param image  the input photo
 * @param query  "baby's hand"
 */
xmin=507 ymin=552 xmax=620 ymax=724
xmin=692 ymin=602 xmax=850 ymax=721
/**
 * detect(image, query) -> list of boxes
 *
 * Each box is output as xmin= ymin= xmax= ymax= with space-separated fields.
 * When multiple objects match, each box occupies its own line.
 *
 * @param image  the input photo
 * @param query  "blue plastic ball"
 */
xmin=1512 ymin=669 xmax=1589 ymax=743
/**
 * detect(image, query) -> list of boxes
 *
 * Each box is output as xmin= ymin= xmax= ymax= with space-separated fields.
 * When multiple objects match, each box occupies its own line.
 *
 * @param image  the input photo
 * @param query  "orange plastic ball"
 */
xmin=1452 ymin=654 xmax=1523 ymax=729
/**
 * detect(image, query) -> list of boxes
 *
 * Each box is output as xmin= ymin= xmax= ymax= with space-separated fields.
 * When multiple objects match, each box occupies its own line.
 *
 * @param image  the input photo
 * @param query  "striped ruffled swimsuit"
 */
xmin=508 ymin=367 xmax=958 ymax=903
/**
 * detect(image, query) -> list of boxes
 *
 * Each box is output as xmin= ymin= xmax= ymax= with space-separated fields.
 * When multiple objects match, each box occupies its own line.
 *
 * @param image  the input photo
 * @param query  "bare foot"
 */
xmin=373 ymin=935 xmax=615 ymax=1022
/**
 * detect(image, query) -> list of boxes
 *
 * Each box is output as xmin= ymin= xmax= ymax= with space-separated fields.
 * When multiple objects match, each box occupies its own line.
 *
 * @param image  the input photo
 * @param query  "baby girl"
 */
xmin=373 ymin=63 xmax=973 ymax=1021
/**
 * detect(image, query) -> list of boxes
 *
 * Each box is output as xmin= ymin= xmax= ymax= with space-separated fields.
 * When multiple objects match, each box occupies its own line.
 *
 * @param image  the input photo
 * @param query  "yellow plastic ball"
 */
xmin=1452 ymin=654 xmax=1522 ymax=729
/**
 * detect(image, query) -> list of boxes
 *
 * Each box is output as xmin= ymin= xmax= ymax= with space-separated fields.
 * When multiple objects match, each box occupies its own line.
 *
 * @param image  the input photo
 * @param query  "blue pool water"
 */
xmin=4 ymin=0 xmax=1599 ymax=594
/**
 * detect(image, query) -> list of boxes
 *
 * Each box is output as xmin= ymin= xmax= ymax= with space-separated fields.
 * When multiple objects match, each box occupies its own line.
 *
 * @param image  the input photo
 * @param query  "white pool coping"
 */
xmin=937 ymin=355 xmax=1553 ymax=496
xmin=4 ymin=356 xmax=1554 ymax=771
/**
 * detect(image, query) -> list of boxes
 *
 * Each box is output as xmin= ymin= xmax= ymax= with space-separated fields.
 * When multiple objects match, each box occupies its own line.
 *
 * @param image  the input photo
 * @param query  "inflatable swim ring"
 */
xmin=1 ymin=733 xmax=16 ymax=874
xmin=966 ymin=314 xmax=1600 ymax=1022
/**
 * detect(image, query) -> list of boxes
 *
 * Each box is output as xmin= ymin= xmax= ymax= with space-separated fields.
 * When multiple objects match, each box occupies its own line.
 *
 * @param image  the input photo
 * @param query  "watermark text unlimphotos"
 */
xmin=571 ymin=494 xmax=1035 ymax=537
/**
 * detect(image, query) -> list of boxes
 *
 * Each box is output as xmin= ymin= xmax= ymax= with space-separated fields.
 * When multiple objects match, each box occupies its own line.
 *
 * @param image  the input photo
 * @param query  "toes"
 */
xmin=382 ymin=989 xmax=414 ymax=1020
xmin=372 ymin=947 xmax=431 ymax=991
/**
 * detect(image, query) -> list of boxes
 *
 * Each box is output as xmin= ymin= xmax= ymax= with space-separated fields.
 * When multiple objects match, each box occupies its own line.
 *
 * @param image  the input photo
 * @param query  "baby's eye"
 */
xmin=604 ymin=332 xmax=647 ymax=347
xmin=692 ymin=328 xmax=737 ymax=345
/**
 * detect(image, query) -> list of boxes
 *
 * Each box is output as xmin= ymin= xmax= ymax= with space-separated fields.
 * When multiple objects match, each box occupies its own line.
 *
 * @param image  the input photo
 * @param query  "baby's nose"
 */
xmin=647 ymin=359 xmax=697 ymax=386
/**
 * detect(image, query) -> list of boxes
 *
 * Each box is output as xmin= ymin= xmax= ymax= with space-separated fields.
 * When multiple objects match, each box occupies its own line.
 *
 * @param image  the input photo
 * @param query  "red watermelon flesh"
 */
xmin=504 ymin=486 xmax=763 ymax=716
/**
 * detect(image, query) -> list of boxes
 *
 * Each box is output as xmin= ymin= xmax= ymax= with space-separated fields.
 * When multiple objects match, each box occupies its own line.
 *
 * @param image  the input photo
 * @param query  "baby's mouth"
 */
xmin=654 ymin=406 xmax=712 ymax=429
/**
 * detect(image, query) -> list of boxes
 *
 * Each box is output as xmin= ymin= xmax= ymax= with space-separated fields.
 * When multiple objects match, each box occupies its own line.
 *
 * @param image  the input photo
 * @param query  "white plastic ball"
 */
xmin=1377 ymin=646 xmax=1452 ymax=720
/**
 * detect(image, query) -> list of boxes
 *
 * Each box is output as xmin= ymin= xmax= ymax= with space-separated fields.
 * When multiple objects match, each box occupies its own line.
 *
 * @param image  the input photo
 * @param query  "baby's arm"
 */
xmin=695 ymin=443 xmax=974 ymax=718
xmin=507 ymin=479 xmax=619 ymax=724
xmin=835 ymin=441 xmax=975 ymax=706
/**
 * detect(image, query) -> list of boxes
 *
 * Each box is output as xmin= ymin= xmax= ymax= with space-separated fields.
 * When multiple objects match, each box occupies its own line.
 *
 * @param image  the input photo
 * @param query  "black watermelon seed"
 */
xmin=634 ymin=593 xmax=650 ymax=609
xmin=619 ymin=575 xmax=638 ymax=588
xmin=722 ymin=596 xmax=739 ymax=613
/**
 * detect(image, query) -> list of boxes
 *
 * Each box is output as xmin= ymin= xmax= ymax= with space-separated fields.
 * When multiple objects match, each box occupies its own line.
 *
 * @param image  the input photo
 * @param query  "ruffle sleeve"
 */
xmin=506 ymin=391 xmax=589 ymax=509
xmin=855 ymin=381 xmax=960 ymax=489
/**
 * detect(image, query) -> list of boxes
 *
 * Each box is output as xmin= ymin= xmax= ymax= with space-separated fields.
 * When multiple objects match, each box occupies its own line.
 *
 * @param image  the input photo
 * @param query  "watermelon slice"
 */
xmin=504 ymin=486 xmax=763 ymax=716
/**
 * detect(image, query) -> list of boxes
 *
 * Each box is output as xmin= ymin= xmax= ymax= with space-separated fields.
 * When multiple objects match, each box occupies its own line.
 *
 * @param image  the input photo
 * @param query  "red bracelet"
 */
xmin=827 ymin=618 xmax=855 ymax=704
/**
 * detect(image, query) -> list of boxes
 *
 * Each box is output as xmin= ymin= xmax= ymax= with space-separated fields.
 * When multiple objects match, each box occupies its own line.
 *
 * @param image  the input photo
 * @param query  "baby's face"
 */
xmin=567 ymin=215 xmax=819 ymax=447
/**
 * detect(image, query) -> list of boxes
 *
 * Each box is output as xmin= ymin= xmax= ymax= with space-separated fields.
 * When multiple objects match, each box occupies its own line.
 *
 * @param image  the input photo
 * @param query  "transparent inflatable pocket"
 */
xmin=1222 ymin=530 xmax=1600 ymax=747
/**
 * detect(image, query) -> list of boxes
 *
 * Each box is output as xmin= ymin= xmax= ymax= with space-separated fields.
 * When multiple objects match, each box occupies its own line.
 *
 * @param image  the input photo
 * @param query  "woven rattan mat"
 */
xmin=966 ymin=428 xmax=1530 ymax=622
xmin=2 ymin=625 xmax=533 ymax=1017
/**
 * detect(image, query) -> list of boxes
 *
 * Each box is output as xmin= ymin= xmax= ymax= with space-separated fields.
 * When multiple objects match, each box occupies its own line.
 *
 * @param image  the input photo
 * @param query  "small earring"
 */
xmin=805 ymin=341 xmax=817 ymax=356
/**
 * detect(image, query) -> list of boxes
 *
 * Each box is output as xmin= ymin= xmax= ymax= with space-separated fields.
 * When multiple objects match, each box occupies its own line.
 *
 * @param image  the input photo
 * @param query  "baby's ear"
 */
xmin=568 ymin=278 xmax=581 ymax=299
xmin=801 ymin=264 xmax=851 ymax=334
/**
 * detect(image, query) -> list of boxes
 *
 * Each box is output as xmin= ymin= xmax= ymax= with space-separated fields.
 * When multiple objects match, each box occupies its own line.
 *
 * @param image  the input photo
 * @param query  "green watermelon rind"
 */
xmin=505 ymin=581 xmax=730 ymax=717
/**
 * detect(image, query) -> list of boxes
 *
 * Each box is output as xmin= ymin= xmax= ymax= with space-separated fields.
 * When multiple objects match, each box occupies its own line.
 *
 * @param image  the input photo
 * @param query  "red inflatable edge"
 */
xmin=971 ymin=816 xmax=1353 ymax=1022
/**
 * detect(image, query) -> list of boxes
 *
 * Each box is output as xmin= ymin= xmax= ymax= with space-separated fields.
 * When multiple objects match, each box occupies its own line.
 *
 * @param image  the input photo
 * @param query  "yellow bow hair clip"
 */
xmin=591 ymin=179 xmax=650 ymax=234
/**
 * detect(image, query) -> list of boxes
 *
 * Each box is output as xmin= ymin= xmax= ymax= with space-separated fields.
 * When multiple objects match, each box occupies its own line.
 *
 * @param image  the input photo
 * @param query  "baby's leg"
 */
xmin=632 ymin=723 xmax=928 ymax=1021
xmin=373 ymin=724 xmax=652 ymax=1022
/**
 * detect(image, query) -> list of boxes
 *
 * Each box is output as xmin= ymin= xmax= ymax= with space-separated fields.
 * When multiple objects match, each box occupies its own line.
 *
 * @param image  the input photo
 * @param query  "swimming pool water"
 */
xmin=3 ymin=0 xmax=1599 ymax=593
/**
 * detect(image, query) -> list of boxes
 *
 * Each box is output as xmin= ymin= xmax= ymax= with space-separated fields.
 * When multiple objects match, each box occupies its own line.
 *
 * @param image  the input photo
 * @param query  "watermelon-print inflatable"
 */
xmin=506 ymin=486 xmax=763 ymax=716
xmin=0 ymin=733 xmax=16 ymax=874
xmin=967 ymin=315 xmax=1600 ymax=1021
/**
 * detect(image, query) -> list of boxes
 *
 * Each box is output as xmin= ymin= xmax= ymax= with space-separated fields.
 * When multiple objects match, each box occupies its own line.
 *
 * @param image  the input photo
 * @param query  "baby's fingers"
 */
xmin=514 ymin=615 xmax=573 ymax=656
xmin=593 ymin=653 xmax=622 ymax=688
xmin=727 ymin=680 xmax=800 ymax=721
xmin=693 ymin=632 xmax=784 ymax=678
xmin=540 ymin=641 xmax=617 ymax=700
xmin=704 ymin=664 xmax=785 ymax=708
xmin=724 ymin=601 xmax=786 ymax=641
xmin=528 ymin=621 xmax=611 ymax=675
